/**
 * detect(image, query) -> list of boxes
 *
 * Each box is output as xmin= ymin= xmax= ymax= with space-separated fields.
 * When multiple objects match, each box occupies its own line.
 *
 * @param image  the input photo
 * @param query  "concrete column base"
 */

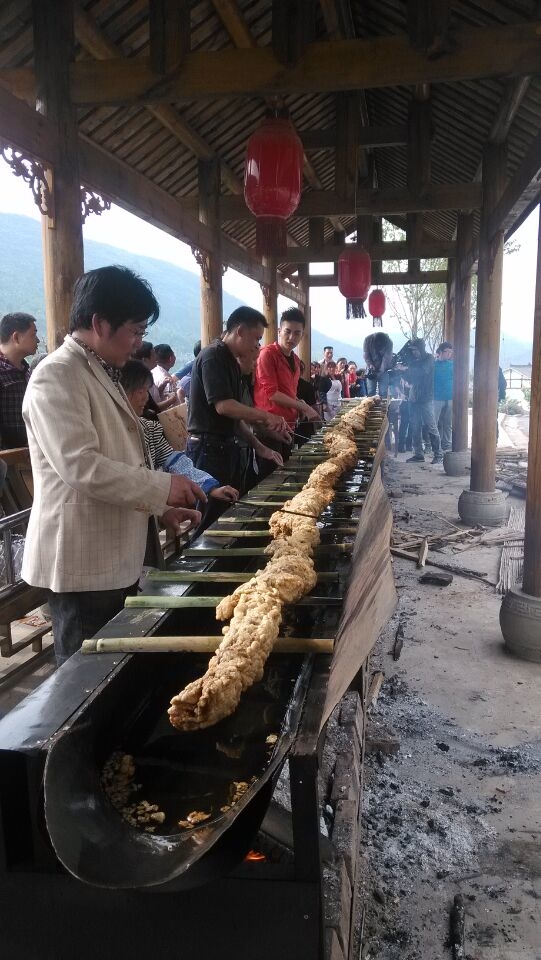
xmin=457 ymin=488 xmax=508 ymax=527
xmin=500 ymin=587 xmax=541 ymax=662
xmin=443 ymin=450 xmax=471 ymax=476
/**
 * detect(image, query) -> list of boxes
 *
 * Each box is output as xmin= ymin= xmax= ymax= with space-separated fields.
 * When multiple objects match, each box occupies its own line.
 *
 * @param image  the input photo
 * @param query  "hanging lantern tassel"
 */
xmin=346 ymin=298 xmax=367 ymax=319
xmin=255 ymin=216 xmax=288 ymax=258
xmin=244 ymin=115 xmax=304 ymax=259
xmin=368 ymin=288 xmax=386 ymax=328
xmin=338 ymin=247 xmax=372 ymax=320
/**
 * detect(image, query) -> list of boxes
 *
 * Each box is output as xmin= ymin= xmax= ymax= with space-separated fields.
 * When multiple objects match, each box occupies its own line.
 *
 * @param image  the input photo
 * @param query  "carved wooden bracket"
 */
xmin=191 ymin=246 xmax=211 ymax=283
xmin=260 ymin=283 xmax=272 ymax=308
xmin=0 ymin=142 xmax=53 ymax=216
xmin=81 ymin=188 xmax=112 ymax=223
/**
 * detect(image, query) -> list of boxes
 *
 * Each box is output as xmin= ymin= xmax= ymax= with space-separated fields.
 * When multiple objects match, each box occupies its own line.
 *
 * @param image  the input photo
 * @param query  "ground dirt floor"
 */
xmin=359 ymin=453 xmax=541 ymax=959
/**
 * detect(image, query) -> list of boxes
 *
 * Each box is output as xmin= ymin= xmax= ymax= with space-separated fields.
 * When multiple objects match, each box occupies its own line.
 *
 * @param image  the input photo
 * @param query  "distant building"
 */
xmin=502 ymin=364 xmax=532 ymax=401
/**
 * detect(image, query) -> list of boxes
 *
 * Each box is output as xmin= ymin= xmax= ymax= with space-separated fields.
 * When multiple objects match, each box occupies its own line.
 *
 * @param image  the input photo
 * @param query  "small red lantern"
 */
xmin=244 ymin=113 xmax=304 ymax=257
xmin=337 ymin=247 xmax=372 ymax=318
xmin=368 ymin=288 xmax=386 ymax=328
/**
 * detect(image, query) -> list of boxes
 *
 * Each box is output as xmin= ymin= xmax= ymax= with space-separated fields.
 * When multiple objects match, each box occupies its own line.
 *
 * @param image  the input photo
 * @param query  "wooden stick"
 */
xmin=125 ymin=594 xmax=343 ymax=609
xmin=391 ymin=547 xmax=491 ymax=582
xmin=81 ymin=636 xmax=334 ymax=655
xmin=417 ymin=537 xmax=429 ymax=568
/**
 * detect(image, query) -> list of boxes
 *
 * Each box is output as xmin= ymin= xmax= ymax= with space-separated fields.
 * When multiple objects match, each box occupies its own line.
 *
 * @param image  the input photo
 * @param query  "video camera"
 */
xmin=386 ymin=342 xmax=417 ymax=383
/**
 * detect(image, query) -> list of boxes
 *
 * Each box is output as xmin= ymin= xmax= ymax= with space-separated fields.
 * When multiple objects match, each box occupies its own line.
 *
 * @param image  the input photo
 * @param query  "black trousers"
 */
xmin=47 ymin=583 xmax=138 ymax=666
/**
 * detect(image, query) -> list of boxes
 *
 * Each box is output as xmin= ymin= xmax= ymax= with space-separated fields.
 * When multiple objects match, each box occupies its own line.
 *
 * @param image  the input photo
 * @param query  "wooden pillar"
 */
xmin=262 ymin=257 xmax=278 ymax=345
xmin=297 ymin=265 xmax=311 ymax=370
xmin=470 ymin=143 xmax=506 ymax=492
xmin=452 ymin=214 xmax=473 ymax=452
xmin=470 ymin=143 xmax=506 ymax=493
xmin=522 ymin=210 xmax=541 ymax=597
xmin=407 ymin=95 xmax=431 ymax=277
xmin=444 ymin=259 xmax=456 ymax=343
xmin=198 ymin=158 xmax=223 ymax=346
xmin=32 ymin=0 xmax=84 ymax=350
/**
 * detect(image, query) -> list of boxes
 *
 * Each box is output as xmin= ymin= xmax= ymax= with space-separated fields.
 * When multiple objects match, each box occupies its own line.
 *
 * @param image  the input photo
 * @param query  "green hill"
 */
xmin=0 ymin=213 xmax=246 ymax=365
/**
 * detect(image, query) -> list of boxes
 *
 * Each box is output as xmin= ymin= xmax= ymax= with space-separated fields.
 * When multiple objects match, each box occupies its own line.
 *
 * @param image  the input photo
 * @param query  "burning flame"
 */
xmin=244 ymin=849 xmax=266 ymax=862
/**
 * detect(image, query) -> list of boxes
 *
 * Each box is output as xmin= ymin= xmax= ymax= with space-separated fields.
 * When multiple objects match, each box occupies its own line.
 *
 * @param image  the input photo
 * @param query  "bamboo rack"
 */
xmin=81 ymin=636 xmax=334 ymax=655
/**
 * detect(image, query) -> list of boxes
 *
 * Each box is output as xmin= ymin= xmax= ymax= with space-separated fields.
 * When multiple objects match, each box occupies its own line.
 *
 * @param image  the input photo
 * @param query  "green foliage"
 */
xmin=522 ymin=387 xmax=531 ymax=404
xmin=501 ymin=398 xmax=524 ymax=415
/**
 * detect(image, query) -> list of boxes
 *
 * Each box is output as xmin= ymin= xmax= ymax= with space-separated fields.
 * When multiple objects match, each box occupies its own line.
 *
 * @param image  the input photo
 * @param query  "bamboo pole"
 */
xmin=203 ymin=526 xmax=357 ymax=537
xmin=82 ymin=636 xmax=334 ymax=655
xmin=147 ymin=570 xmax=340 ymax=583
xmin=125 ymin=594 xmax=342 ymax=609
xmin=183 ymin=544 xmax=353 ymax=557
xmin=522 ymin=209 xmax=541 ymax=597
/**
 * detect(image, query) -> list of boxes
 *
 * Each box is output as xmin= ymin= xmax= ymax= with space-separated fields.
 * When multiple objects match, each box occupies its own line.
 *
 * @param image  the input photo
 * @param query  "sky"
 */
xmin=0 ymin=160 xmax=538 ymax=355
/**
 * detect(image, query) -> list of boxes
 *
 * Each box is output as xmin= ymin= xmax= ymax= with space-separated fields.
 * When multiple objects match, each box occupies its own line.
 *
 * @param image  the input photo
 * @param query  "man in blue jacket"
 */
xmin=433 ymin=341 xmax=453 ymax=452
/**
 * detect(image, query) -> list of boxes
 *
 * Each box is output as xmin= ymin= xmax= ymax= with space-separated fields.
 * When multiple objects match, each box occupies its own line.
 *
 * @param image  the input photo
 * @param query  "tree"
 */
xmin=381 ymin=220 xmax=446 ymax=352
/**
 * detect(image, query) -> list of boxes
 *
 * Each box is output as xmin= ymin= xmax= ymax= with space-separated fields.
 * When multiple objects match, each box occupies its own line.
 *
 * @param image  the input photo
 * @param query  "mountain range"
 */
xmin=0 ymin=212 xmax=533 ymax=367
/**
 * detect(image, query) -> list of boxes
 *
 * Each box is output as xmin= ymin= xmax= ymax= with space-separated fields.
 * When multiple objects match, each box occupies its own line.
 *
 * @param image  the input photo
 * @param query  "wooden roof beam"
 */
xmin=29 ymin=21 xmax=538 ymax=105
xmin=300 ymin=123 xmax=408 ymax=151
xmin=308 ymin=269 xmax=448 ymax=287
xmin=198 ymin=183 xmax=481 ymax=219
xmin=280 ymin=238 xmax=453 ymax=263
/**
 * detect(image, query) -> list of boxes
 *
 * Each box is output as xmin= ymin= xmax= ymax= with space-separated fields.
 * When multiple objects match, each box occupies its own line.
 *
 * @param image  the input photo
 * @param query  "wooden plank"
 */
xmin=212 ymin=183 xmax=482 ymax=220
xmin=321 ymin=459 xmax=398 ymax=730
xmin=335 ymin=92 xmax=358 ymax=202
xmin=60 ymin=22 xmax=541 ymax=104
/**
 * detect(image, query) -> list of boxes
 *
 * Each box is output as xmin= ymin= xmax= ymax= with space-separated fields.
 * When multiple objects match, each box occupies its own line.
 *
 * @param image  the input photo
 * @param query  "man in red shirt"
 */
xmin=254 ymin=307 xmax=319 ymax=473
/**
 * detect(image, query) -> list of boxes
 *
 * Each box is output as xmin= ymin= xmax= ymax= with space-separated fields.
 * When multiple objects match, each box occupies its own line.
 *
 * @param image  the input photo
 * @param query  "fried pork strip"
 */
xmin=168 ymin=398 xmax=375 ymax=731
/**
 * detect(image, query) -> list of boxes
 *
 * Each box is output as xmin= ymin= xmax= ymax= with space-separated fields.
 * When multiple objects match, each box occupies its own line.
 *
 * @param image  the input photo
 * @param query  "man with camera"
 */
xmin=395 ymin=338 xmax=443 ymax=464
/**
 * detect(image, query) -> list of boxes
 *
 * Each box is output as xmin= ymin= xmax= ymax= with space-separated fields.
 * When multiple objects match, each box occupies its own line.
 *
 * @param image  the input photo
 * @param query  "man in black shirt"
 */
xmin=187 ymin=307 xmax=291 ymax=490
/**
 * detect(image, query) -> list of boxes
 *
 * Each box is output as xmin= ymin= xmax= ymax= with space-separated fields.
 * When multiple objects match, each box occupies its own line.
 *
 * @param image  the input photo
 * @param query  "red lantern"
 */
xmin=368 ymin=288 xmax=386 ymax=328
xmin=244 ymin=115 xmax=304 ymax=257
xmin=337 ymin=247 xmax=372 ymax=319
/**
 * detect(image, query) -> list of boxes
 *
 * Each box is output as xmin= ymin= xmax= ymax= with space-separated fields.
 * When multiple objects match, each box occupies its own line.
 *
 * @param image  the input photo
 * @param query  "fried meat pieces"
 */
xmin=168 ymin=398 xmax=374 ymax=731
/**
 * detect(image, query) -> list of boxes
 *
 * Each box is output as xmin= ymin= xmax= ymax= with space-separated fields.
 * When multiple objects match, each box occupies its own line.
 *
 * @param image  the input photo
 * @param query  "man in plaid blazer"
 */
xmin=22 ymin=266 xmax=205 ymax=664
